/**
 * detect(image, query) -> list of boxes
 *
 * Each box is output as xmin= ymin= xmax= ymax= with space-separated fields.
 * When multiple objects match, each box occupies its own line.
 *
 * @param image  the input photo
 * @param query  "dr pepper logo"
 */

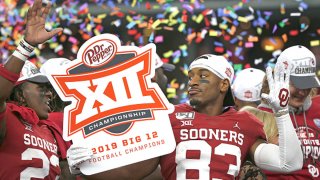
xmin=82 ymin=39 xmax=117 ymax=67
xmin=49 ymin=34 xmax=171 ymax=140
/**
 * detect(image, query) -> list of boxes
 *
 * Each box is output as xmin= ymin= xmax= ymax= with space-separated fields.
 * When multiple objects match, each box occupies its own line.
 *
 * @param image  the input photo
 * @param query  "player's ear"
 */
xmin=16 ymin=83 xmax=27 ymax=106
xmin=220 ymin=79 xmax=230 ymax=93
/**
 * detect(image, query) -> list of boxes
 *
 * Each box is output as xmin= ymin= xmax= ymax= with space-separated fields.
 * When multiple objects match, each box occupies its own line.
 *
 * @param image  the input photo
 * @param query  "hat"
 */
xmin=40 ymin=58 xmax=71 ymax=75
xmin=232 ymin=68 xmax=265 ymax=102
xmin=17 ymin=61 xmax=49 ymax=84
xmin=154 ymin=54 xmax=175 ymax=71
xmin=277 ymin=45 xmax=320 ymax=89
xmin=189 ymin=54 xmax=235 ymax=106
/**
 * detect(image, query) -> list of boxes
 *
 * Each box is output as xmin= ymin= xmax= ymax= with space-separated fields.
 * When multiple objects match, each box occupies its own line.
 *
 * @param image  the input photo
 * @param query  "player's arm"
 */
xmin=0 ymin=0 xmax=62 ymax=142
xmin=0 ymin=54 xmax=24 ymax=143
xmin=0 ymin=56 xmax=24 ymax=112
xmin=142 ymin=165 xmax=162 ymax=180
xmin=67 ymin=144 xmax=160 ymax=179
xmin=59 ymin=160 xmax=77 ymax=180
xmin=238 ymin=160 xmax=266 ymax=180
xmin=249 ymin=64 xmax=303 ymax=173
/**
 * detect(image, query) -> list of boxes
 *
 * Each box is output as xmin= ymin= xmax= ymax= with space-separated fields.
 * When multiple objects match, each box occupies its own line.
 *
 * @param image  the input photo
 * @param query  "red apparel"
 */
xmin=45 ymin=112 xmax=72 ymax=159
xmin=160 ymin=103 xmax=266 ymax=179
xmin=313 ymin=95 xmax=320 ymax=103
xmin=259 ymin=96 xmax=320 ymax=179
xmin=0 ymin=103 xmax=66 ymax=179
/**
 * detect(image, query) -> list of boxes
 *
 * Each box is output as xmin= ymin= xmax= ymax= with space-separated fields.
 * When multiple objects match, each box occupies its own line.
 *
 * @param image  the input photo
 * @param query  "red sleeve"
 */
xmin=0 ymin=107 xmax=6 ymax=141
xmin=312 ymin=95 xmax=320 ymax=103
xmin=48 ymin=112 xmax=64 ymax=129
xmin=244 ymin=112 xmax=267 ymax=141
xmin=0 ymin=108 xmax=5 ymax=122
xmin=44 ymin=112 xmax=72 ymax=159
xmin=257 ymin=106 xmax=273 ymax=113
xmin=6 ymin=103 xmax=39 ymax=124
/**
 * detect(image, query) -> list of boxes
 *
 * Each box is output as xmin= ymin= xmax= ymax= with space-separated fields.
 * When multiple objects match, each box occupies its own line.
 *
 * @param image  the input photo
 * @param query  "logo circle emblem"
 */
xmin=82 ymin=39 xmax=117 ymax=67
xmin=278 ymin=88 xmax=289 ymax=107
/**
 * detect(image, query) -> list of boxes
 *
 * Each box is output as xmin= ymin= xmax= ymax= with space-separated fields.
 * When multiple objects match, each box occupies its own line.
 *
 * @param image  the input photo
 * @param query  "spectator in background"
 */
xmin=237 ymin=106 xmax=279 ymax=180
xmin=310 ymin=88 xmax=318 ymax=97
xmin=231 ymin=68 xmax=267 ymax=180
xmin=259 ymin=45 xmax=320 ymax=179
xmin=240 ymin=106 xmax=279 ymax=145
xmin=232 ymin=68 xmax=265 ymax=110
xmin=309 ymin=45 xmax=320 ymax=95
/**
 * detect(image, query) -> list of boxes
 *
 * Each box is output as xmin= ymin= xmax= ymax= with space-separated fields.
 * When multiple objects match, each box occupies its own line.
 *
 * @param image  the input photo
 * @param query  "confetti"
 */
xmin=265 ymin=45 xmax=275 ymax=51
xmin=310 ymin=40 xmax=320 ymax=47
xmin=272 ymin=50 xmax=282 ymax=58
xmin=214 ymin=47 xmax=224 ymax=53
xmin=238 ymin=16 xmax=248 ymax=23
xmin=289 ymin=30 xmax=299 ymax=36
xmin=254 ymin=58 xmax=263 ymax=65
xmin=290 ymin=12 xmax=301 ymax=17
xmin=244 ymin=42 xmax=254 ymax=48
xmin=299 ymin=2 xmax=308 ymax=10
xmin=154 ymin=36 xmax=164 ymax=43
xmin=280 ymin=3 xmax=285 ymax=14
xmin=209 ymin=30 xmax=220 ymax=37
xmin=281 ymin=33 xmax=288 ymax=42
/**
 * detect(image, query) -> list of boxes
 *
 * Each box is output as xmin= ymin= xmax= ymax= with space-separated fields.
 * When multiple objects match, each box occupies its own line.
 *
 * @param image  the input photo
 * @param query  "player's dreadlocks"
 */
xmin=8 ymin=83 xmax=27 ymax=106
xmin=9 ymin=83 xmax=69 ymax=112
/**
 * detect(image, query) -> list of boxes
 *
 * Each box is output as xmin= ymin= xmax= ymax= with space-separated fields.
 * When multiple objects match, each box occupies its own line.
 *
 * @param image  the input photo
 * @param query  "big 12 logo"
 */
xmin=47 ymin=33 xmax=176 ymax=174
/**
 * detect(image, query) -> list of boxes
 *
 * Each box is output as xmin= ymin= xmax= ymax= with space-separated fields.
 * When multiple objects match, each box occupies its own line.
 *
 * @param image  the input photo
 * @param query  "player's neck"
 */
xmin=194 ymin=104 xmax=224 ymax=116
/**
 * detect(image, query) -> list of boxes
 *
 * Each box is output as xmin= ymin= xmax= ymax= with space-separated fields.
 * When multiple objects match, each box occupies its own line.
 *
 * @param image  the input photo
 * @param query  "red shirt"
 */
xmin=0 ymin=103 xmax=61 ymax=179
xmin=160 ymin=104 xmax=266 ymax=179
xmin=259 ymin=97 xmax=320 ymax=179
xmin=46 ymin=112 xmax=72 ymax=159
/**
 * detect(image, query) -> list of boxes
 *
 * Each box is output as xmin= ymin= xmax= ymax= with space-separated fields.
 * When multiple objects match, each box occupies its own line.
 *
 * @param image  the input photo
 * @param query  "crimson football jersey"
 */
xmin=0 ymin=103 xmax=61 ymax=179
xmin=259 ymin=97 xmax=320 ymax=179
xmin=48 ymin=112 xmax=64 ymax=130
xmin=44 ymin=112 xmax=72 ymax=160
xmin=160 ymin=104 xmax=266 ymax=179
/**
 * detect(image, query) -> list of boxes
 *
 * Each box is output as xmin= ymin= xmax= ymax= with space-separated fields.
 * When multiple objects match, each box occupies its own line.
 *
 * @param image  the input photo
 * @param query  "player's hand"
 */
xmin=261 ymin=62 xmax=290 ymax=117
xmin=24 ymin=0 xmax=63 ymax=46
xmin=67 ymin=143 xmax=93 ymax=174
